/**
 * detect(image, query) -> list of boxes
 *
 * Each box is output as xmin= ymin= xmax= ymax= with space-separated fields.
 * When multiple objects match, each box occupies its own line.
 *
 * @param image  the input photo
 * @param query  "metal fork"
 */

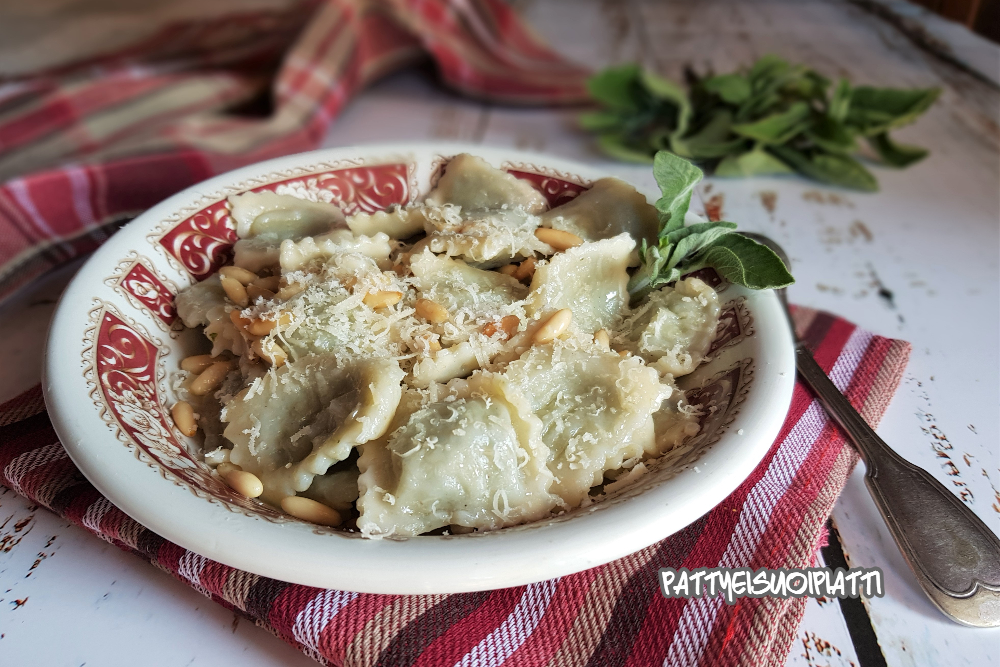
xmin=742 ymin=232 xmax=1000 ymax=628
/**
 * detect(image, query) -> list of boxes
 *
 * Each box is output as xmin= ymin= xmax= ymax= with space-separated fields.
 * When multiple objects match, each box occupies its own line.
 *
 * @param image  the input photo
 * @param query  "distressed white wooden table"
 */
xmin=1 ymin=1 xmax=997 ymax=665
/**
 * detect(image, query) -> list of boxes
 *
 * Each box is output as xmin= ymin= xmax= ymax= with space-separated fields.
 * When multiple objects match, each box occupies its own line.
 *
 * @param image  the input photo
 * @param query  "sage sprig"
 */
xmin=582 ymin=56 xmax=939 ymax=191
xmin=628 ymin=152 xmax=794 ymax=301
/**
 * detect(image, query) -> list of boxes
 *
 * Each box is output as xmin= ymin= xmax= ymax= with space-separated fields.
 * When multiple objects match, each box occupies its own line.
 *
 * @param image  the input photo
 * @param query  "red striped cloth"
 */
xmin=0 ymin=0 xmax=590 ymax=304
xmin=0 ymin=307 xmax=910 ymax=666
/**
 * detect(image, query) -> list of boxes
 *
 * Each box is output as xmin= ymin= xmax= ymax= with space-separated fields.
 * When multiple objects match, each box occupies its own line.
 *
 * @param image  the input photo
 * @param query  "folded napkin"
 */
xmin=0 ymin=0 xmax=590 ymax=303
xmin=0 ymin=307 xmax=909 ymax=666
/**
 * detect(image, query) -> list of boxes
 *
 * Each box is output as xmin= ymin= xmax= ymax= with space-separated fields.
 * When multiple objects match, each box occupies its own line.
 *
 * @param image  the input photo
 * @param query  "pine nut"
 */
xmin=533 ymin=309 xmax=572 ymax=344
xmin=246 ymin=313 xmax=291 ymax=336
xmin=363 ymin=290 xmax=402 ymax=309
xmin=190 ymin=361 xmax=231 ymax=395
xmin=221 ymin=469 xmax=264 ymax=498
xmin=171 ymin=401 xmax=198 ymax=437
xmin=219 ymin=266 xmax=258 ymax=285
xmin=428 ymin=338 xmax=442 ymax=351
xmin=220 ymin=275 xmax=249 ymax=307
xmin=276 ymin=284 xmax=304 ymax=300
xmin=230 ymin=309 xmax=251 ymax=330
xmin=535 ymin=227 xmax=583 ymax=251
xmin=252 ymin=338 xmax=287 ymax=367
xmin=217 ymin=461 xmax=242 ymax=476
xmin=247 ymin=318 xmax=274 ymax=336
xmin=498 ymin=264 xmax=519 ymax=277
xmin=276 ymin=283 xmax=305 ymax=301
xmin=415 ymin=298 xmax=449 ymax=323
xmin=246 ymin=284 xmax=275 ymax=302
xmin=514 ymin=257 xmax=536 ymax=283
xmin=180 ymin=354 xmax=216 ymax=373
xmin=281 ymin=496 xmax=342 ymax=527
xmin=500 ymin=315 xmax=519 ymax=339
xmin=594 ymin=329 xmax=610 ymax=350
xmin=251 ymin=275 xmax=281 ymax=292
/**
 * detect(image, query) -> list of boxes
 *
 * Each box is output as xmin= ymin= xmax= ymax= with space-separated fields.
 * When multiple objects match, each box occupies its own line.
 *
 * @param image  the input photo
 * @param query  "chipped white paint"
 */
xmin=1 ymin=0 xmax=998 ymax=664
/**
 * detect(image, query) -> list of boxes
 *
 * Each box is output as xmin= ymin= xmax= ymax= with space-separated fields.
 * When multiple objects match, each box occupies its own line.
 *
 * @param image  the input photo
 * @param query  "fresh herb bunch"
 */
xmin=628 ymin=151 xmax=794 ymax=301
xmin=581 ymin=56 xmax=939 ymax=191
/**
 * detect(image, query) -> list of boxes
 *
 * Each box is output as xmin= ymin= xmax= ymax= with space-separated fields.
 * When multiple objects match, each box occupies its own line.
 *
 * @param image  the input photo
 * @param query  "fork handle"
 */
xmin=795 ymin=346 xmax=1000 ymax=627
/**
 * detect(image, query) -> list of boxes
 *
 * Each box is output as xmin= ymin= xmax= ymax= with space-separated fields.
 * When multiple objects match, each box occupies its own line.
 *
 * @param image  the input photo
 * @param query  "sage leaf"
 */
xmin=846 ymin=86 xmax=940 ymax=135
xmin=671 ymin=110 xmax=747 ymax=159
xmin=661 ymin=221 xmax=738 ymax=246
xmin=715 ymin=148 xmax=794 ymax=176
xmin=666 ymin=222 xmax=740 ymax=271
xmin=640 ymin=69 xmax=692 ymax=138
xmin=805 ymin=116 xmax=857 ymax=155
xmin=749 ymin=54 xmax=792 ymax=83
xmin=627 ymin=243 xmax=667 ymax=299
xmin=829 ymin=79 xmax=851 ymax=122
xmin=702 ymin=73 xmax=751 ymax=104
xmin=690 ymin=233 xmax=794 ymax=290
xmin=770 ymin=145 xmax=878 ymax=191
xmin=652 ymin=151 xmax=703 ymax=233
xmin=732 ymin=101 xmax=811 ymax=144
xmin=792 ymin=70 xmax=831 ymax=102
xmin=868 ymin=133 xmax=929 ymax=168
xmin=587 ymin=64 xmax=643 ymax=111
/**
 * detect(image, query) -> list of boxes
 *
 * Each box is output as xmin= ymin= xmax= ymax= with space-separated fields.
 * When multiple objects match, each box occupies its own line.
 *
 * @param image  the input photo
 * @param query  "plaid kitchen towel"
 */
xmin=0 ymin=0 xmax=590 ymax=303
xmin=0 ymin=307 xmax=910 ymax=666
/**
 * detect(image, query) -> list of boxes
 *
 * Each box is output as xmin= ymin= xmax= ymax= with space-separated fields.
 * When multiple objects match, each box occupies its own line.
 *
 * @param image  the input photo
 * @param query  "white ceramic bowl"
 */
xmin=43 ymin=142 xmax=794 ymax=594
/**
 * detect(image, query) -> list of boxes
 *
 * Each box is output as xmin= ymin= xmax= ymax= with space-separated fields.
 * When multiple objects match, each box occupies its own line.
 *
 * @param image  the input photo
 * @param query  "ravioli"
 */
xmin=618 ymin=277 xmax=721 ymax=377
xmin=525 ymin=234 xmax=634 ymax=333
xmin=409 ymin=341 xmax=483 ymax=388
xmin=540 ymin=177 xmax=659 ymax=248
xmin=229 ymin=191 xmax=345 ymax=239
xmin=424 ymin=209 xmax=550 ymax=268
xmin=347 ymin=207 xmax=425 ymax=239
xmin=222 ymin=354 xmax=404 ymax=504
xmin=227 ymin=192 xmax=347 ymax=272
xmin=410 ymin=249 xmax=525 ymax=316
xmin=652 ymin=386 xmax=702 ymax=455
xmin=425 ymin=153 xmax=547 ymax=214
xmin=502 ymin=338 xmax=670 ymax=507
xmin=203 ymin=305 xmax=246 ymax=357
xmin=175 ymin=275 xmax=226 ymax=327
xmin=357 ymin=375 xmax=558 ymax=536
xmin=274 ymin=260 xmax=408 ymax=360
xmin=303 ymin=468 xmax=361 ymax=513
xmin=279 ymin=230 xmax=393 ymax=272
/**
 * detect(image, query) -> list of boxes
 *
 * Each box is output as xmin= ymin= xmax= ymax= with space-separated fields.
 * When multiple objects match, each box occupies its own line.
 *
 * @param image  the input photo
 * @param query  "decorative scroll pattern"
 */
xmin=94 ymin=310 xmax=189 ymax=465
xmin=285 ymin=163 xmax=410 ymax=215
xmin=710 ymin=297 xmax=754 ymax=355
xmin=105 ymin=253 xmax=180 ymax=331
xmin=119 ymin=262 xmax=177 ymax=325
xmin=686 ymin=358 xmax=755 ymax=440
xmin=157 ymin=163 xmax=411 ymax=280
xmin=158 ymin=201 xmax=235 ymax=281
xmin=85 ymin=304 xmax=283 ymax=519
xmin=506 ymin=169 xmax=590 ymax=208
